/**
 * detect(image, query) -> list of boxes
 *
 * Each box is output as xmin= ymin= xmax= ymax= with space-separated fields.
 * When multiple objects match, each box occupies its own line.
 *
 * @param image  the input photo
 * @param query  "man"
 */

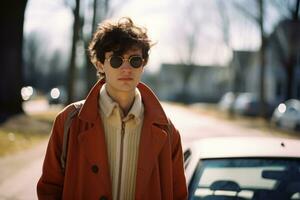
xmin=37 ymin=17 xmax=187 ymax=200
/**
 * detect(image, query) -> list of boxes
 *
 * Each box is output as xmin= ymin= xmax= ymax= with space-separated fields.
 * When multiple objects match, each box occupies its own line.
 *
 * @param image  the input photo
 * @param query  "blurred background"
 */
xmin=0 ymin=0 xmax=299 ymax=199
xmin=1 ymin=0 xmax=300 ymax=120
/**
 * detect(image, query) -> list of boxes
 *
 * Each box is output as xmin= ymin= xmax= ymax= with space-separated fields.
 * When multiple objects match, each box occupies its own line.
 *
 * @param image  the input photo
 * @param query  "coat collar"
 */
xmin=77 ymin=79 xmax=170 ymax=198
xmin=78 ymin=79 xmax=169 ymax=126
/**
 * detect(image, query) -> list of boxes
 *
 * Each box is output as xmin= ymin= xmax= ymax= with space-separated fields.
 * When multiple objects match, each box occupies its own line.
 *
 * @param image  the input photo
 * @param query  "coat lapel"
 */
xmin=77 ymin=116 xmax=112 ymax=196
xmin=135 ymin=120 xmax=168 ymax=199
xmin=75 ymin=80 xmax=170 ymax=198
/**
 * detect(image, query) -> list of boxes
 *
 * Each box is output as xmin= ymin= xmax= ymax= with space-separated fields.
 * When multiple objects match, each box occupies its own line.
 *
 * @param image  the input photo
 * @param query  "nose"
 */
xmin=120 ymin=58 xmax=132 ymax=70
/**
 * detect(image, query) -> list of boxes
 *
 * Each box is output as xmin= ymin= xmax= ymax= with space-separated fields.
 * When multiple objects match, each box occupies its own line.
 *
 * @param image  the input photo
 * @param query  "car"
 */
xmin=21 ymin=86 xmax=36 ymax=101
xmin=233 ymin=93 xmax=276 ymax=118
xmin=183 ymin=136 xmax=300 ymax=200
xmin=233 ymin=93 xmax=260 ymax=116
xmin=218 ymin=92 xmax=236 ymax=113
xmin=47 ymin=86 xmax=67 ymax=105
xmin=271 ymin=99 xmax=300 ymax=132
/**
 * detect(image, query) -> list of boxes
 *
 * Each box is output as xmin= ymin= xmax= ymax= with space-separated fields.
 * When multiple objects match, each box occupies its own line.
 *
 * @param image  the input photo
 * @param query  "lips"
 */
xmin=118 ymin=77 xmax=133 ymax=81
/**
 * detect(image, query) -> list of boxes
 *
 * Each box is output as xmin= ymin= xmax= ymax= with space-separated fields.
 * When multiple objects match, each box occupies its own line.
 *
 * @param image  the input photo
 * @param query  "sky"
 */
xmin=24 ymin=0 xmax=73 ymax=52
xmin=118 ymin=1 xmax=216 ymax=66
xmin=24 ymin=0 xmax=282 ymax=73
xmin=108 ymin=0 xmax=263 ymax=71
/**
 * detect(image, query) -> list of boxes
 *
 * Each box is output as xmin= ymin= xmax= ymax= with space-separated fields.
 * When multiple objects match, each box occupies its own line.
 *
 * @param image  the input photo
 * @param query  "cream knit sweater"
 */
xmin=99 ymin=84 xmax=144 ymax=200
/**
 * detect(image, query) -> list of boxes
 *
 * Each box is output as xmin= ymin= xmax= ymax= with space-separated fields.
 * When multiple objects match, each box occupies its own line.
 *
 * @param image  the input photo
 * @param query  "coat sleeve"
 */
xmin=170 ymin=124 xmax=188 ymax=200
xmin=37 ymin=111 xmax=66 ymax=200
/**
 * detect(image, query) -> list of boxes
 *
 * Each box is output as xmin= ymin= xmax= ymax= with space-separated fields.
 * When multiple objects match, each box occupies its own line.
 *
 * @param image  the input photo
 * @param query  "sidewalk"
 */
xmin=0 ymin=140 xmax=48 ymax=200
xmin=188 ymin=102 xmax=300 ymax=139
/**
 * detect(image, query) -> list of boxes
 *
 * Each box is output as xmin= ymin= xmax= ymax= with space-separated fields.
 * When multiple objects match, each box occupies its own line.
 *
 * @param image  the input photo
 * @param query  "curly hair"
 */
xmin=88 ymin=17 xmax=152 ymax=77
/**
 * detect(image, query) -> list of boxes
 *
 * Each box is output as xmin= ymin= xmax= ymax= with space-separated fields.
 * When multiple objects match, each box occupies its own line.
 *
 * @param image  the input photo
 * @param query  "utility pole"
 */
xmin=67 ymin=0 xmax=80 ymax=104
xmin=258 ymin=0 xmax=267 ymax=118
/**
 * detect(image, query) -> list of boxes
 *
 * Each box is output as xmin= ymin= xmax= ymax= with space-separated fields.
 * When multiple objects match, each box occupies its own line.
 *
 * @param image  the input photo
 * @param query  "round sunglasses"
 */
xmin=105 ymin=55 xmax=144 ymax=68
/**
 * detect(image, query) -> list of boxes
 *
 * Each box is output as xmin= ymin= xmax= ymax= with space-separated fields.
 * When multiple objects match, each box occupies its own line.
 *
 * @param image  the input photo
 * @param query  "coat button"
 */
xmin=91 ymin=165 xmax=99 ymax=173
xmin=99 ymin=196 xmax=107 ymax=200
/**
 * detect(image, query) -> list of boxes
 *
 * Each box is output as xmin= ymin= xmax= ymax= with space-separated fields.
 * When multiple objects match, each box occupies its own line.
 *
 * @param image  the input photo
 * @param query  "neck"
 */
xmin=106 ymin=88 xmax=135 ymax=116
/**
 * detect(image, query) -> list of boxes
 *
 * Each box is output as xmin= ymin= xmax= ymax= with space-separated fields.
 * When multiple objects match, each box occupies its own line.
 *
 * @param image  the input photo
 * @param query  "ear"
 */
xmin=141 ymin=65 xmax=145 ymax=73
xmin=96 ymin=61 xmax=104 ymax=73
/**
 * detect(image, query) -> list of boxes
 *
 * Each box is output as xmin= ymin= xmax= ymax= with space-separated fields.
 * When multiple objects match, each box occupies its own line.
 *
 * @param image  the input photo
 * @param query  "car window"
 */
xmin=287 ymin=106 xmax=297 ymax=114
xmin=188 ymin=158 xmax=300 ymax=200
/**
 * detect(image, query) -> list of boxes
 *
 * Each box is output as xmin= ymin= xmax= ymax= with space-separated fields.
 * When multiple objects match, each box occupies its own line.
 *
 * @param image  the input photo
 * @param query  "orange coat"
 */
xmin=37 ymin=80 xmax=188 ymax=200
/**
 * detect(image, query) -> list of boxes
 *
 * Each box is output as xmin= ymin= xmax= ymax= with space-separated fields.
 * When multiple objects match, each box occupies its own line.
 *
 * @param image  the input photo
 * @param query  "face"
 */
xmin=97 ymin=48 xmax=145 ymax=97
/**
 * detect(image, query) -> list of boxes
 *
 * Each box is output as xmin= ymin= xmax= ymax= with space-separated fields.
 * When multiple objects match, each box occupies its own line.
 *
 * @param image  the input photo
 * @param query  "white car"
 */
xmin=218 ymin=92 xmax=236 ymax=113
xmin=183 ymin=136 xmax=300 ymax=200
xmin=271 ymin=99 xmax=300 ymax=132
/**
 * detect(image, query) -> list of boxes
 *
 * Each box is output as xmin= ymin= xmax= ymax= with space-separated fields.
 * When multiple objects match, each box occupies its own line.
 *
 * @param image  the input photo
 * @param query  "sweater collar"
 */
xmin=99 ymin=83 xmax=143 ymax=121
xmin=78 ymin=79 xmax=169 ymax=125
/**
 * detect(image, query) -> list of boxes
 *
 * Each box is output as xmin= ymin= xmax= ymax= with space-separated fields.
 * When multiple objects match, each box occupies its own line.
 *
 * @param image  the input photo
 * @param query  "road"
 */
xmin=162 ymin=103 xmax=268 ymax=144
xmin=0 ymin=141 xmax=47 ymax=200
xmin=0 ymin=103 xmax=294 ymax=199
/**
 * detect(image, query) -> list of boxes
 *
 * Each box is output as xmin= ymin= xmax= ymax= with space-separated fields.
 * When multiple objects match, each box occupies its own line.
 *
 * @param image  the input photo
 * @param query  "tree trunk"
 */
xmin=286 ymin=0 xmax=299 ymax=99
xmin=0 ymin=0 xmax=27 ymax=123
xmin=84 ymin=0 xmax=110 ymax=91
xmin=258 ymin=0 xmax=267 ymax=118
xmin=286 ymin=58 xmax=294 ymax=99
xmin=293 ymin=0 xmax=299 ymax=20
xmin=85 ymin=0 xmax=98 ymax=91
xmin=67 ymin=0 xmax=80 ymax=104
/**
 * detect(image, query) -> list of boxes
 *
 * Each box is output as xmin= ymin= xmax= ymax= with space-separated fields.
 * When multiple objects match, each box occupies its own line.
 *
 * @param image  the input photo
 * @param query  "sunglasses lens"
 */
xmin=110 ymin=56 xmax=123 ymax=68
xmin=130 ymin=56 xmax=143 ymax=68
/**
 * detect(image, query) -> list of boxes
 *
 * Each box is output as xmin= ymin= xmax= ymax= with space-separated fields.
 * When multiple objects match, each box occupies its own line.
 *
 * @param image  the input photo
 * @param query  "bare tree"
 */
xmin=81 ymin=0 xmax=128 ymax=90
xmin=83 ymin=0 xmax=110 ymax=92
xmin=168 ymin=0 xmax=205 ymax=103
xmin=216 ymin=0 xmax=238 ymax=116
xmin=258 ymin=0 xmax=267 ymax=118
xmin=66 ymin=0 xmax=81 ymax=104
xmin=233 ymin=0 xmax=267 ymax=117
xmin=0 ymin=0 xmax=27 ymax=122
xmin=23 ymin=32 xmax=39 ymax=86
xmin=272 ymin=0 xmax=300 ymax=20
xmin=234 ymin=0 xmax=300 ymax=116
xmin=271 ymin=0 xmax=300 ymax=100
xmin=175 ymin=0 xmax=203 ymax=65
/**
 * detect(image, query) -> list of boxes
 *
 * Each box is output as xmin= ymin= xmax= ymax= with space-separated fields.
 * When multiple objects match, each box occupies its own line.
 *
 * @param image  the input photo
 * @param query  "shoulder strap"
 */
xmin=60 ymin=101 xmax=84 ymax=171
xmin=166 ymin=117 xmax=173 ymax=135
xmin=166 ymin=117 xmax=173 ymax=146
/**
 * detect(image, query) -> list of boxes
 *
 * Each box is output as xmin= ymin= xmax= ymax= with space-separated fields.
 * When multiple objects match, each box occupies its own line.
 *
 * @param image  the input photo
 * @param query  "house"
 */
xmin=230 ymin=19 xmax=300 ymax=106
xmin=157 ymin=63 xmax=230 ymax=103
xmin=265 ymin=19 xmax=300 ymax=103
xmin=230 ymin=50 xmax=260 ymax=94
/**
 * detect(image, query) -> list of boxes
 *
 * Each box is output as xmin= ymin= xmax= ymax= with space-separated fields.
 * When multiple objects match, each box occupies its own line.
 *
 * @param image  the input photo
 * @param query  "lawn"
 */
xmin=0 ymin=109 xmax=58 ymax=157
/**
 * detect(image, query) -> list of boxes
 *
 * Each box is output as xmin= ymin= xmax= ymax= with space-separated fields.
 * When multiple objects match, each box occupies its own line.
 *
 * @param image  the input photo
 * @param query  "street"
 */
xmin=162 ymin=103 xmax=268 ymax=144
xmin=0 ymin=103 xmax=296 ymax=199
xmin=0 ymin=141 xmax=47 ymax=200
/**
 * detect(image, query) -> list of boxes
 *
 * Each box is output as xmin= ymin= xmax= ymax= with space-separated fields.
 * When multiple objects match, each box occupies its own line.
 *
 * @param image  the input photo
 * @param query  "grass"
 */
xmin=189 ymin=103 xmax=300 ymax=139
xmin=0 ymin=108 xmax=59 ymax=157
xmin=0 ymin=129 xmax=47 ymax=157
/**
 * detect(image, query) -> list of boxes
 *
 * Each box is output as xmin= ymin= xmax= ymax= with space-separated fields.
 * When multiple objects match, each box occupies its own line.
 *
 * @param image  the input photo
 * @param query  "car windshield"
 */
xmin=188 ymin=158 xmax=300 ymax=200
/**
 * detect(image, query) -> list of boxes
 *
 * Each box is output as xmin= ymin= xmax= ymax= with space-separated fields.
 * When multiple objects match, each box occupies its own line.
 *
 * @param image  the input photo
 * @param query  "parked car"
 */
xmin=218 ymin=92 xmax=236 ymax=112
xmin=47 ymin=86 xmax=67 ymax=105
xmin=21 ymin=86 xmax=36 ymax=101
xmin=184 ymin=136 xmax=300 ymax=200
xmin=233 ymin=93 xmax=277 ymax=117
xmin=233 ymin=93 xmax=260 ymax=116
xmin=271 ymin=99 xmax=300 ymax=132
